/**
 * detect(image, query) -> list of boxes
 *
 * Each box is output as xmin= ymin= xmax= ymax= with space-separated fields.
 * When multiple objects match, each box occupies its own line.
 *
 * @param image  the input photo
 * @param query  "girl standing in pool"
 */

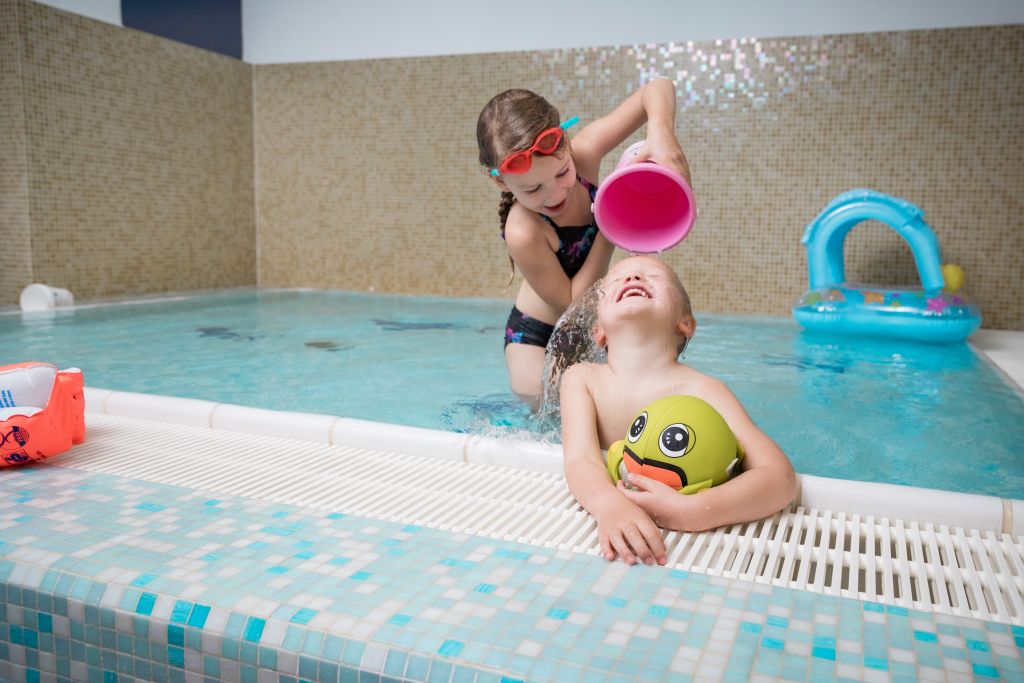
xmin=476 ymin=79 xmax=692 ymax=407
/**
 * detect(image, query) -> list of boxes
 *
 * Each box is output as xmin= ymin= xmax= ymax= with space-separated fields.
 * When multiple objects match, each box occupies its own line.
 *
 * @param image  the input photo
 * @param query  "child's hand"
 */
xmin=595 ymin=496 xmax=667 ymax=566
xmin=617 ymin=473 xmax=687 ymax=530
xmin=633 ymin=131 xmax=692 ymax=186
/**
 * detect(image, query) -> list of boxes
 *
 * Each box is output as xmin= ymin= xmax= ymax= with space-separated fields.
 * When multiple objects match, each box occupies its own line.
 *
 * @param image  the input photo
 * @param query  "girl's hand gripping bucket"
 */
xmin=593 ymin=142 xmax=696 ymax=253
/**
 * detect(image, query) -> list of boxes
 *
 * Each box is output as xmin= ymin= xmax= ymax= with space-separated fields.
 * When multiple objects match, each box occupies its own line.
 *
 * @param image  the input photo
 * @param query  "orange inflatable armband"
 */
xmin=0 ymin=362 xmax=85 ymax=466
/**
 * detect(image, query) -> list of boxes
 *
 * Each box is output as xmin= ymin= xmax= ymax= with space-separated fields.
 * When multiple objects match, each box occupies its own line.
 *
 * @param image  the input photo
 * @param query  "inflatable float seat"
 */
xmin=0 ymin=362 xmax=85 ymax=466
xmin=793 ymin=189 xmax=982 ymax=342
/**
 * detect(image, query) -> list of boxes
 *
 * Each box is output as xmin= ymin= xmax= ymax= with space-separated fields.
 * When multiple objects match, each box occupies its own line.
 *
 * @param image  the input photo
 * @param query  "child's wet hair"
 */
xmin=653 ymin=259 xmax=693 ymax=355
xmin=663 ymin=261 xmax=693 ymax=320
xmin=477 ymin=89 xmax=562 ymax=171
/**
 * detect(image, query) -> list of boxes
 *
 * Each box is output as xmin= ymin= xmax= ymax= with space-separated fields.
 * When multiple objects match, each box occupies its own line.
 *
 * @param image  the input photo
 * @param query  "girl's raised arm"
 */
xmin=571 ymin=79 xmax=689 ymax=182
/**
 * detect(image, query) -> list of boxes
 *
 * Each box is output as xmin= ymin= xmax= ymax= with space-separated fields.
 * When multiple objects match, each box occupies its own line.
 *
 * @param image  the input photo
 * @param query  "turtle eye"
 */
xmin=627 ymin=412 xmax=647 ymax=443
xmin=658 ymin=423 xmax=693 ymax=457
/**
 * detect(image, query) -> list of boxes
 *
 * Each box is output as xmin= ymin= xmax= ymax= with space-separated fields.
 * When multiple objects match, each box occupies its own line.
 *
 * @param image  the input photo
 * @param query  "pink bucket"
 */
xmin=593 ymin=142 xmax=696 ymax=253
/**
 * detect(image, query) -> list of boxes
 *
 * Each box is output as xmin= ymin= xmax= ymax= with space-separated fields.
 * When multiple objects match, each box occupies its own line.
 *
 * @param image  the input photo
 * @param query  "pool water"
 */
xmin=3 ymin=289 xmax=1023 ymax=498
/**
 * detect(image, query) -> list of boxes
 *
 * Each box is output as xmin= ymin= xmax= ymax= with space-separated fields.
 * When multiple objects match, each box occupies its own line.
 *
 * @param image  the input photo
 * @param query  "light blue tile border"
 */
xmin=0 ymin=465 xmax=1022 ymax=682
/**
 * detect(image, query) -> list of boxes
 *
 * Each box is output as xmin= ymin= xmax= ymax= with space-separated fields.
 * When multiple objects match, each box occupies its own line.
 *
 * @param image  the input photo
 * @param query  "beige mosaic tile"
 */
xmin=9 ymin=0 xmax=256 ymax=303
xmin=0 ymin=0 xmax=32 ymax=306
xmin=4 ymin=2 xmax=1021 ymax=330
xmin=254 ymin=26 xmax=1023 ymax=330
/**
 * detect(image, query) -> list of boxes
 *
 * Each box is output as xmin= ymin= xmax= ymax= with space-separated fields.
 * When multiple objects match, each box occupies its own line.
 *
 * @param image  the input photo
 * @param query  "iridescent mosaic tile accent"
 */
xmin=253 ymin=26 xmax=1024 ymax=330
xmin=2 ymin=464 xmax=1022 ymax=682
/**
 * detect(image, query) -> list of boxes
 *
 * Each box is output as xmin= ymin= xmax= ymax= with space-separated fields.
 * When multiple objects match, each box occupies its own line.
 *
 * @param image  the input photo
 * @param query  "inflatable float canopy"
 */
xmin=0 ymin=362 xmax=85 ymax=466
xmin=792 ymin=189 xmax=981 ymax=343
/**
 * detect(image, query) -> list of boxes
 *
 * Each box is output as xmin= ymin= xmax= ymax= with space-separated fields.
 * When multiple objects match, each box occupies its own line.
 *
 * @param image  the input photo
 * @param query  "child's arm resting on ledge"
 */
xmin=560 ymin=365 xmax=667 ymax=565
xmin=619 ymin=377 xmax=798 ymax=533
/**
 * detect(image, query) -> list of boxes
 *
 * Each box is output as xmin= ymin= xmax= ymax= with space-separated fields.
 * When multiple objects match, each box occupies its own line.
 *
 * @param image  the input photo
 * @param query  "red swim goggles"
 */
xmin=489 ymin=116 xmax=579 ymax=177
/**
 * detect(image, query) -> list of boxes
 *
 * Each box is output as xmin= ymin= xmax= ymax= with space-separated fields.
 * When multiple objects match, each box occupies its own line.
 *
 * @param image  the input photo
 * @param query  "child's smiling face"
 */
xmin=599 ymin=257 xmax=683 ymax=319
xmin=595 ymin=256 xmax=694 ymax=353
xmin=496 ymin=149 xmax=578 ymax=217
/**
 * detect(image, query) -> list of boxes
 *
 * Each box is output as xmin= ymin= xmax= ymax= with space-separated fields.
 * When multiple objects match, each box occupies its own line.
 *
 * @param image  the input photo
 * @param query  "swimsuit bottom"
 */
xmin=504 ymin=306 xmax=555 ymax=349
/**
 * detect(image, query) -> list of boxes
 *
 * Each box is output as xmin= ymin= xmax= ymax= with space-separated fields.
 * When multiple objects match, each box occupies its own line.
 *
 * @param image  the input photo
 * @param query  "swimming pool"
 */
xmin=3 ymin=288 xmax=1023 ymax=498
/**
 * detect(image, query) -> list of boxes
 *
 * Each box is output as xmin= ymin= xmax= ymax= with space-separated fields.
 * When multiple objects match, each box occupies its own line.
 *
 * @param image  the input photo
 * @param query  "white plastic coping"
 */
xmin=83 ymin=386 xmax=1023 ymax=537
xmin=87 ymin=387 xmax=564 ymax=472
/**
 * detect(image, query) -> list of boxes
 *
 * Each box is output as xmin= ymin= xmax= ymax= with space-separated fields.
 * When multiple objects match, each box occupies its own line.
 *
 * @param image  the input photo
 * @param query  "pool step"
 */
xmin=57 ymin=413 xmax=1024 ymax=626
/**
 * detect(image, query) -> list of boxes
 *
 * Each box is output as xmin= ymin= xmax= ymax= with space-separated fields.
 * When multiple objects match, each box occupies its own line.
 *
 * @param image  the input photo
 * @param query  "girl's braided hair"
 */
xmin=477 ymin=89 xmax=565 ymax=285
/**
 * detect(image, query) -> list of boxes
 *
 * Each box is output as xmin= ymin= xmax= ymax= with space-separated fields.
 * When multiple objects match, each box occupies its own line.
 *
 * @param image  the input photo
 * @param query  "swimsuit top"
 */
xmin=540 ymin=177 xmax=600 ymax=279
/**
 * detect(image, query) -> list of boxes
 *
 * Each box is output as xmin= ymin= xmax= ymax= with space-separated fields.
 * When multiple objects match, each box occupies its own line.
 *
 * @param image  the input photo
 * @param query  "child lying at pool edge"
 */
xmin=560 ymin=255 xmax=798 ymax=566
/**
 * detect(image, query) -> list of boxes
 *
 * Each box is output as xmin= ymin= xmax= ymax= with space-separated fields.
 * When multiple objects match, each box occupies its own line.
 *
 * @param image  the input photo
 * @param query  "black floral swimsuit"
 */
xmin=504 ymin=178 xmax=600 ymax=348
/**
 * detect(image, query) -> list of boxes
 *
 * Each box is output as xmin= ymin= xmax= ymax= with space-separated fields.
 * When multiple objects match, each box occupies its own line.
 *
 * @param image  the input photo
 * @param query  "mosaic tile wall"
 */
xmin=1 ymin=0 xmax=256 ymax=306
xmin=3 ymin=3 xmax=1021 ymax=330
xmin=0 ymin=0 xmax=33 ymax=307
xmin=254 ymin=26 xmax=1024 ymax=330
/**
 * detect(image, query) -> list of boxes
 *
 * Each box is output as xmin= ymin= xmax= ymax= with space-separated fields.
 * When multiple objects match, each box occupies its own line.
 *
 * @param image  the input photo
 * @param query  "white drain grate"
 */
xmin=57 ymin=414 xmax=1024 ymax=625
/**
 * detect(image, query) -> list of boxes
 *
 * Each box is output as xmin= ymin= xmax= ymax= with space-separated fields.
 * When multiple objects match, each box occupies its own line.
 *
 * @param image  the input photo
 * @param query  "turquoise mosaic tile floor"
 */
xmin=2 ymin=464 xmax=1023 ymax=682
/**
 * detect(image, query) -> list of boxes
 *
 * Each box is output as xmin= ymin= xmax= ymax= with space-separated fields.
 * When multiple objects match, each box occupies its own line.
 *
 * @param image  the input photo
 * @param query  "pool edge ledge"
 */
xmin=83 ymin=387 xmax=1023 ymax=537
xmin=970 ymin=328 xmax=1024 ymax=391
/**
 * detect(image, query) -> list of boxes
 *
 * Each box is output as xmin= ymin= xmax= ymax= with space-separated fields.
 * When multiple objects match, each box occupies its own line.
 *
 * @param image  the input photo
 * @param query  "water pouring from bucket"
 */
xmin=593 ymin=142 xmax=696 ymax=253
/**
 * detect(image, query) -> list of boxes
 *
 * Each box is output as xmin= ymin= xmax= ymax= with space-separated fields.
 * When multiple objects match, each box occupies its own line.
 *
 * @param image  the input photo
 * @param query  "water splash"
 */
xmin=440 ymin=392 xmax=561 ymax=441
xmin=538 ymin=280 xmax=608 ymax=421
xmin=440 ymin=392 xmax=532 ymax=430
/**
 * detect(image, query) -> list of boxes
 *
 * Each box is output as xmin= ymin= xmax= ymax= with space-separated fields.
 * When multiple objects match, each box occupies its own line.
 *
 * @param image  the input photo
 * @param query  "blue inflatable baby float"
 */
xmin=793 ymin=190 xmax=981 ymax=343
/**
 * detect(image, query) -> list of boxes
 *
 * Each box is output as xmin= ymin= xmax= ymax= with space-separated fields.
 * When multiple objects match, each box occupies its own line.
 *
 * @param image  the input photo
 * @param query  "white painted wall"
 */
xmin=242 ymin=0 xmax=1024 ymax=64
xmin=28 ymin=0 xmax=1024 ymax=64
xmin=33 ymin=0 xmax=121 ymax=25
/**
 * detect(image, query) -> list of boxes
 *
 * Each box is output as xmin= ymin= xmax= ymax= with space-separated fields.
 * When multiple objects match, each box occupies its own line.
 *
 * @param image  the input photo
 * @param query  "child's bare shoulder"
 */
xmin=563 ymin=361 xmax=604 ymax=382
xmin=561 ymin=362 xmax=612 ymax=391
xmin=672 ymin=363 xmax=731 ymax=395
xmin=503 ymin=203 xmax=549 ymax=244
